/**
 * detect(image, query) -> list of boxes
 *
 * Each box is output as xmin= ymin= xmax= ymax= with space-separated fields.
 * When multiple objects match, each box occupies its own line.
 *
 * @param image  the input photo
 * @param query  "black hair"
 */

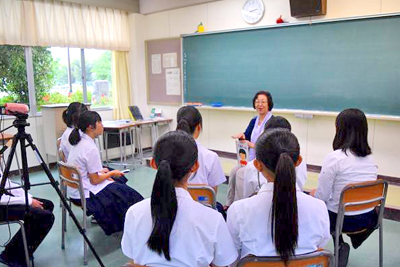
xmin=239 ymin=149 xmax=246 ymax=155
xmin=148 ymin=131 xmax=198 ymax=260
xmin=69 ymin=111 xmax=102 ymax=145
xmin=264 ymin=116 xmax=291 ymax=132
xmin=62 ymin=102 xmax=88 ymax=128
xmin=252 ymin=90 xmax=274 ymax=110
xmin=333 ymin=108 xmax=371 ymax=157
xmin=176 ymin=106 xmax=203 ymax=135
xmin=255 ymin=129 xmax=299 ymax=264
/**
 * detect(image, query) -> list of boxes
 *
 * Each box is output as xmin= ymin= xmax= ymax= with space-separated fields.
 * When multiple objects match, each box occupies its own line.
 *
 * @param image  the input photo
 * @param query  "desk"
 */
xmin=102 ymin=118 xmax=172 ymax=166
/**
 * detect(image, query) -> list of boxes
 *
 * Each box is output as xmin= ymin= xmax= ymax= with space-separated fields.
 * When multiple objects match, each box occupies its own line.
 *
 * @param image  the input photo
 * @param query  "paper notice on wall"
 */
xmin=163 ymin=53 xmax=177 ymax=68
xmin=165 ymin=68 xmax=181 ymax=95
xmin=151 ymin=54 xmax=161 ymax=74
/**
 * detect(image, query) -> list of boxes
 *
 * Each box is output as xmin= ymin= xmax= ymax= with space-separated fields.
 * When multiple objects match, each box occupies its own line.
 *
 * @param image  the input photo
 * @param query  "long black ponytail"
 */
xmin=176 ymin=106 xmax=202 ymax=135
xmin=69 ymin=111 xmax=102 ymax=145
xmin=148 ymin=131 xmax=198 ymax=260
xmin=255 ymin=128 xmax=300 ymax=264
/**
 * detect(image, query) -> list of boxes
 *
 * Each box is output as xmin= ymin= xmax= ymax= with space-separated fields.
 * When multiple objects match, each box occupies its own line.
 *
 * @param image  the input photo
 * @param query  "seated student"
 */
xmin=60 ymin=102 xmax=88 ymax=160
xmin=0 ymin=175 xmax=54 ymax=267
xmin=242 ymin=116 xmax=307 ymax=199
xmin=121 ymin=131 xmax=238 ymax=267
xmin=67 ymin=111 xmax=143 ymax=235
xmin=176 ymin=106 xmax=226 ymax=193
xmin=311 ymin=108 xmax=378 ymax=267
xmin=227 ymin=129 xmax=330 ymax=264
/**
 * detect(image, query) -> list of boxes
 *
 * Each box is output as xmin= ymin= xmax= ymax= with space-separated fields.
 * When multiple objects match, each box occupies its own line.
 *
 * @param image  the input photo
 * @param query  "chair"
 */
xmin=58 ymin=161 xmax=89 ymax=265
xmin=334 ymin=179 xmax=388 ymax=267
xmin=0 ymin=220 xmax=31 ymax=267
xmin=237 ymin=249 xmax=334 ymax=267
xmin=187 ymin=184 xmax=216 ymax=209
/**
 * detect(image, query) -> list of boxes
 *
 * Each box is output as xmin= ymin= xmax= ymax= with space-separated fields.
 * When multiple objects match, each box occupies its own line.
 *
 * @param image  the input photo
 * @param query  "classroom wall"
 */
xmin=128 ymin=0 xmax=400 ymax=178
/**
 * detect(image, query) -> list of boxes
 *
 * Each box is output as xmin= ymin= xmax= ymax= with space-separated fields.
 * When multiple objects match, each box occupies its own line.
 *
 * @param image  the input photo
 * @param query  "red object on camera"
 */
xmin=276 ymin=15 xmax=284 ymax=24
xmin=4 ymin=103 xmax=30 ymax=115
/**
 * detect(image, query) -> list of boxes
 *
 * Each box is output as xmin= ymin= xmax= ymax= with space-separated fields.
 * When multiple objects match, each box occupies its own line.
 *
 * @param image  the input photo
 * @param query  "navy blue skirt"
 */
xmin=86 ymin=182 xmax=143 ymax=235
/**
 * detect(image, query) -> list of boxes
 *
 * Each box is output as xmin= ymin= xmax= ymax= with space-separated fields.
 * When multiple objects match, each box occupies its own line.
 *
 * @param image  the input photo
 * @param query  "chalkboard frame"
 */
xmin=182 ymin=13 xmax=400 ymax=118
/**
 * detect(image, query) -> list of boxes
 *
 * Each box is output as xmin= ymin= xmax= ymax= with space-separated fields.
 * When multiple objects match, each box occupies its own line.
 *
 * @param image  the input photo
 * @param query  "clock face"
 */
xmin=242 ymin=0 xmax=265 ymax=24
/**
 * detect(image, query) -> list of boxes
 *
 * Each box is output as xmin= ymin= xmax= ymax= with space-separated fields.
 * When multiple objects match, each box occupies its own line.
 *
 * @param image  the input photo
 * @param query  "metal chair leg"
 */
xmin=379 ymin=225 xmax=383 ymax=267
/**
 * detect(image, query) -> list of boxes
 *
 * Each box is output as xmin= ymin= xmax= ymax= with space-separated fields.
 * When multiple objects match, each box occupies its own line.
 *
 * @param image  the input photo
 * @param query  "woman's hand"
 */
xmin=100 ymin=168 xmax=110 ymax=173
xmin=110 ymin=170 xmax=124 ymax=177
xmin=232 ymin=133 xmax=245 ymax=140
xmin=241 ymin=140 xmax=255 ymax=148
xmin=31 ymin=199 xmax=44 ymax=209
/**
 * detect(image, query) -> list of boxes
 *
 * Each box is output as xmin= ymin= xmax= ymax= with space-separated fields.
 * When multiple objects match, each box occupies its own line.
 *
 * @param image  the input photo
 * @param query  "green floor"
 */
xmin=1 ymin=165 xmax=399 ymax=267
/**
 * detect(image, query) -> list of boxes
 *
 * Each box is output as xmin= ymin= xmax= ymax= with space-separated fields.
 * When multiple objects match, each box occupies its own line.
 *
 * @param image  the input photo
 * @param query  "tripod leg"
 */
xmin=24 ymin=134 xmax=105 ymax=267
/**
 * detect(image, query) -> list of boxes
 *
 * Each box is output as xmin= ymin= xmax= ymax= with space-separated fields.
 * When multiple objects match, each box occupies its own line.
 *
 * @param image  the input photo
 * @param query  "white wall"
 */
xmin=128 ymin=0 xmax=400 ymax=178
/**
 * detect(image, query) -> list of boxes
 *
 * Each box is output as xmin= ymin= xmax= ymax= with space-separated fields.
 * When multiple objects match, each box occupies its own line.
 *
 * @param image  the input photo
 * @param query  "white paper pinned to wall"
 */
xmin=163 ymin=53 xmax=177 ymax=68
xmin=151 ymin=54 xmax=161 ymax=74
xmin=166 ymin=68 xmax=181 ymax=96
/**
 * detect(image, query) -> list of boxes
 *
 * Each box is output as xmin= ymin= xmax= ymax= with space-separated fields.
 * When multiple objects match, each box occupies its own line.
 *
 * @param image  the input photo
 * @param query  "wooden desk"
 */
xmin=102 ymin=118 xmax=172 ymax=166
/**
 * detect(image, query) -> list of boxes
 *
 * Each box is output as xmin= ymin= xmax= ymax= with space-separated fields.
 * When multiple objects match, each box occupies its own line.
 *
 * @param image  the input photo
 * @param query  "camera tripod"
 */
xmin=0 ymin=114 xmax=104 ymax=267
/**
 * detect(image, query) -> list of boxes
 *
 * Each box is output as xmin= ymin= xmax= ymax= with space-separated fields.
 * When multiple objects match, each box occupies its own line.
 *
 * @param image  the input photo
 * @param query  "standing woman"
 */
xmin=121 ymin=131 xmax=237 ymax=267
xmin=60 ymin=102 xmax=88 ymax=160
xmin=67 ymin=111 xmax=143 ymax=235
xmin=226 ymin=91 xmax=274 ymax=206
xmin=227 ymin=129 xmax=330 ymax=264
xmin=311 ymin=108 xmax=378 ymax=266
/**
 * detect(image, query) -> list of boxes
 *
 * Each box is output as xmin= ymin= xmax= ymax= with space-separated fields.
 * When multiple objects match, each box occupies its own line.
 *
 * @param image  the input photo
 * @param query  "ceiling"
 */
xmin=58 ymin=0 xmax=222 ymax=14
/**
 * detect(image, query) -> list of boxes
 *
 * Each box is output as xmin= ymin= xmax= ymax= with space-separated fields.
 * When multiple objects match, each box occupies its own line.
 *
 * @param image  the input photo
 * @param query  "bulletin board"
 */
xmin=146 ymin=38 xmax=182 ymax=105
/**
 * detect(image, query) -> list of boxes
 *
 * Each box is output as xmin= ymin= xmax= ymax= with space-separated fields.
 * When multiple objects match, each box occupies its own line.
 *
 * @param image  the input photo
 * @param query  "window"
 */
xmin=84 ymin=49 xmax=113 ymax=108
xmin=1 ymin=45 xmax=113 ymax=114
xmin=34 ymin=47 xmax=113 ymax=111
xmin=0 ymin=45 xmax=30 ymax=105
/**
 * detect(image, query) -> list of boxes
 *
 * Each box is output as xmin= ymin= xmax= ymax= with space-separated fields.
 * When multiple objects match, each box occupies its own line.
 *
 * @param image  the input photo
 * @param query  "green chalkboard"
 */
xmin=183 ymin=15 xmax=400 ymax=116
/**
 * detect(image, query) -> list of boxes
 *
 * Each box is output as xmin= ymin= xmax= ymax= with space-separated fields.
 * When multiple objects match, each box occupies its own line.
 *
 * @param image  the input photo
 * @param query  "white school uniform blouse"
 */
xmin=60 ymin=127 xmax=73 ymax=161
xmin=188 ymin=141 xmax=226 ymax=187
xmin=242 ymin=159 xmax=307 ymax=198
xmin=314 ymin=149 xmax=378 ymax=215
xmin=67 ymin=133 xmax=112 ymax=199
xmin=227 ymin=182 xmax=330 ymax=259
xmin=121 ymin=187 xmax=238 ymax=267
xmin=0 ymin=176 xmax=33 ymax=206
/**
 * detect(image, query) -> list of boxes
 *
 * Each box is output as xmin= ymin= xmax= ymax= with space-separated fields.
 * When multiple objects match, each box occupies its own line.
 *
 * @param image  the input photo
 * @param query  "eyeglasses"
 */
xmin=255 ymin=100 xmax=268 ymax=105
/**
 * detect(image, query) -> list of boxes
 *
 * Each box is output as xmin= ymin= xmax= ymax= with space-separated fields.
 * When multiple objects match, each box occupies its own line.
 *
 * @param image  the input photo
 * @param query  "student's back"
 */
xmin=227 ymin=129 xmax=330 ymax=263
xmin=176 ymin=106 xmax=226 ymax=188
xmin=60 ymin=102 xmax=87 ymax=160
xmin=121 ymin=131 xmax=237 ymax=267
xmin=228 ymin=185 xmax=329 ymax=258
xmin=123 ymin=189 xmax=235 ymax=266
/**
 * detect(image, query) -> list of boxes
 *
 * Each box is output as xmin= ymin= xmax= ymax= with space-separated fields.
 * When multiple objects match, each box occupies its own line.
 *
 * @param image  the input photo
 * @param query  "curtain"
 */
xmin=0 ymin=0 xmax=130 ymax=50
xmin=112 ymin=51 xmax=132 ymax=119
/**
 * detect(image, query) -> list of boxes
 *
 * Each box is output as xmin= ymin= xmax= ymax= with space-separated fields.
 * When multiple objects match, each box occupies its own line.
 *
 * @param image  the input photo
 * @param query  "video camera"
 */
xmin=0 ymin=103 xmax=30 ymax=119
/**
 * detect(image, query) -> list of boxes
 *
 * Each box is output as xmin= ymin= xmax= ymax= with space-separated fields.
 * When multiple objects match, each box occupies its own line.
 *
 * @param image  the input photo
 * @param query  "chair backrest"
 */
xmin=57 ymin=137 xmax=66 ymax=162
xmin=339 ymin=179 xmax=388 ymax=213
xmin=237 ymin=249 xmax=334 ymax=267
xmin=57 ymin=161 xmax=85 ymax=204
xmin=187 ymin=184 xmax=216 ymax=209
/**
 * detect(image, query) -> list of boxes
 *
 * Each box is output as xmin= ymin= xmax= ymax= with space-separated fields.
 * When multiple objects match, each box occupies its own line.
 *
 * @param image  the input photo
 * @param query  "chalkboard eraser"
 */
xmin=211 ymin=102 xmax=223 ymax=107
